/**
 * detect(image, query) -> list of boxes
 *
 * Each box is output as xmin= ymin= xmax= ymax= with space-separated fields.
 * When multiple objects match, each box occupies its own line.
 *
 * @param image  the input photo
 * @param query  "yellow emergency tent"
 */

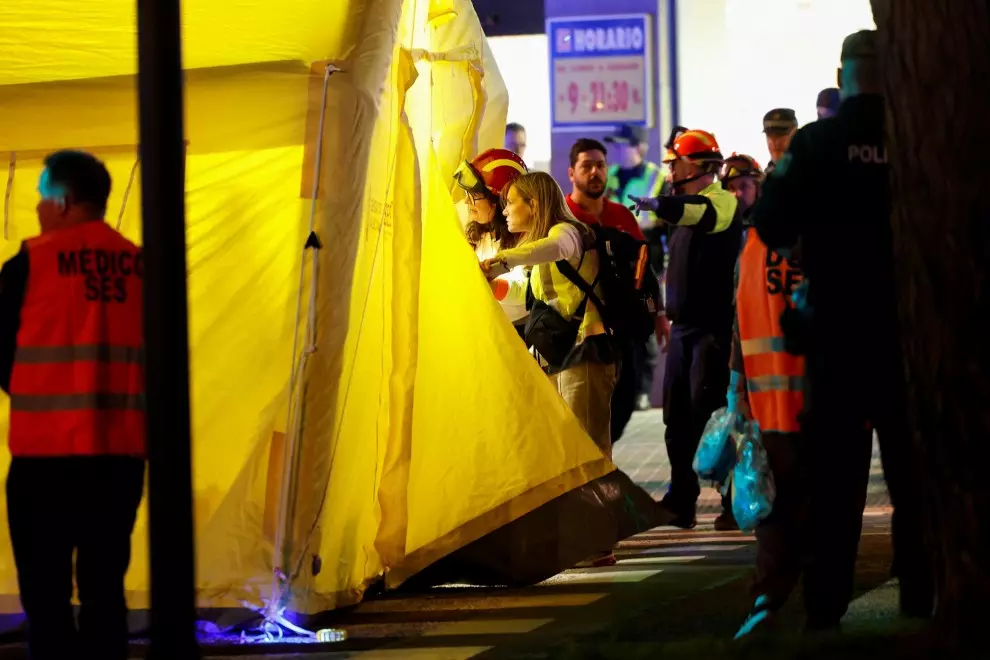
xmin=0 ymin=0 xmax=648 ymax=624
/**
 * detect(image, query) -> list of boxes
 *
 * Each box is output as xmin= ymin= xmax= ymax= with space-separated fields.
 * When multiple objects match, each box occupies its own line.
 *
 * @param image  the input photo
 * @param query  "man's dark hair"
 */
xmin=43 ymin=150 xmax=112 ymax=217
xmin=569 ymin=138 xmax=608 ymax=167
xmin=506 ymin=122 xmax=525 ymax=134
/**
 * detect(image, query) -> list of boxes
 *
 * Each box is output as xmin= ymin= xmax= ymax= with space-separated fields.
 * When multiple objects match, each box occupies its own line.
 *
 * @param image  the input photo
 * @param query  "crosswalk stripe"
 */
xmin=354 ymin=592 xmax=607 ymax=613
xmin=620 ymin=536 xmax=755 ymax=546
xmin=630 ymin=544 xmax=745 ymax=555
xmin=617 ymin=555 xmax=703 ymax=565
xmin=347 ymin=647 xmax=493 ymax=659
xmin=539 ymin=569 xmax=662 ymax=585
xmin=423 ymin=618 xmax=552 ymax=636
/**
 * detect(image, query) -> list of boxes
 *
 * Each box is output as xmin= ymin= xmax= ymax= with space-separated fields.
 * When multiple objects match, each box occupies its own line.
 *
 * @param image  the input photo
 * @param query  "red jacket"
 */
xmin=566 ymin=194 xmax=646 ymax=241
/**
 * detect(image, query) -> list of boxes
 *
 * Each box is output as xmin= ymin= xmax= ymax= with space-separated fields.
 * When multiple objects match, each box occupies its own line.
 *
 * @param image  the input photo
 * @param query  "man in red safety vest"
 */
xmin=0 ymin=150 xmax=145 ymax=660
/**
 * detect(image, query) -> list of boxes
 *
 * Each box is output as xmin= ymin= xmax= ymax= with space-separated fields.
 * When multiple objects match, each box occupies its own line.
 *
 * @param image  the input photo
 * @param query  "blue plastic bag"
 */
xmin=694 ymin=407 xmax=738 ymax=485
xmin=731 ymin=420 xmax=776 ymax=532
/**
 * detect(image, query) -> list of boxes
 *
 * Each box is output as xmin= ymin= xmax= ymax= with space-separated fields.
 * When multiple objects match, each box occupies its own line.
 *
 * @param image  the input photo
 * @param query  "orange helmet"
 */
xmin=721 ymin=153 xmax=763 ymax=182
xmin=453 ymin=148 xmax=528 ymax=198
xmin=663 ymin=129 xmax=723 ymax=165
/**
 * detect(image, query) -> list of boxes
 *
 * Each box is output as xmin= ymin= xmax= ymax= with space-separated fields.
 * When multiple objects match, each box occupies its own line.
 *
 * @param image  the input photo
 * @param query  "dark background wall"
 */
xmin=472 ymin=0 xmax=546 ymax=36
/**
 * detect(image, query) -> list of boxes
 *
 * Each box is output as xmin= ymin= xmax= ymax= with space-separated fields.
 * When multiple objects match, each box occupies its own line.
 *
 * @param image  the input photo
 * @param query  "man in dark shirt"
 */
xmin=566 ymin=138 xmax=669 ymax=443
xmin=753 ymin=29 xmax=933 ymax=628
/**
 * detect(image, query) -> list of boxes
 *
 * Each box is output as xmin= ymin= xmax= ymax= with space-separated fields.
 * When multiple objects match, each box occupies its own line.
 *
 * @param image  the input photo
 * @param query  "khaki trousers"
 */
xmin=550 ymin=360 xmax=618 ymax=459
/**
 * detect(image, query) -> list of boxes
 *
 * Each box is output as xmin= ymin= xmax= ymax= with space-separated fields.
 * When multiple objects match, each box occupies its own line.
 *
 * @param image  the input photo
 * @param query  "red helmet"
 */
xmin=663 ymin=129 xmax=723 ymax=165
xmin=721 ymin=153 xmax=763 ymax=182
xmin=454 ymin=148 xmax=528 ymax=198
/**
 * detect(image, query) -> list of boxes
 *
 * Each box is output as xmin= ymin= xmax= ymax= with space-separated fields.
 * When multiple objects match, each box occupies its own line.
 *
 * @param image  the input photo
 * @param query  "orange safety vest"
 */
xmin=8 ymin=221 xmax=145 ymax=457
xmin=736 ymin=230 xmax=805 ymax=434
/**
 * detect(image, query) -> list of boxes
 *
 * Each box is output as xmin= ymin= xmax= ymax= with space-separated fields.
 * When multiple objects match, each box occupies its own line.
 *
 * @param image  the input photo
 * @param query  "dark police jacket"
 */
xmin=752 ymin=93 xmax=898 ymax=360
xmin=659 ymin=182 xmax=742 ymax=341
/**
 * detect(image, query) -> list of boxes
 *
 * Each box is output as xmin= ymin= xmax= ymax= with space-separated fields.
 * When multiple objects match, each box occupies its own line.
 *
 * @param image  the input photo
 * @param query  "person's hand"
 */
xmin=480 ymin=256 xmax=509 ymax=279
xmin=628 ymin=195 xmax=659 ymax=213
xmin=655 ymin=313 xmax=670 ymax=353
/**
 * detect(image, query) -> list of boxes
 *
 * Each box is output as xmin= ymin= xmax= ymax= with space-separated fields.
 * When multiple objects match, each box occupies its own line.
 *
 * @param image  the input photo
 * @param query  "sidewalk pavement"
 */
xmin=613 ymin=409 xmax=890 ymax=512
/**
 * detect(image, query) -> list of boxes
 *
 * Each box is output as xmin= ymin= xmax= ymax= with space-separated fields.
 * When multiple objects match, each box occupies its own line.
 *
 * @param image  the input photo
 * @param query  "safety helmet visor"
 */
xmin=453 ymin=160 xmax=487 ymax=196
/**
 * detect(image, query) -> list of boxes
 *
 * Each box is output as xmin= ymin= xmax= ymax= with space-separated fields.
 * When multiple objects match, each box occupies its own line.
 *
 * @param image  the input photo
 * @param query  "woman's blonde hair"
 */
xmin=502 ymin=171 xmax=594 ymax=246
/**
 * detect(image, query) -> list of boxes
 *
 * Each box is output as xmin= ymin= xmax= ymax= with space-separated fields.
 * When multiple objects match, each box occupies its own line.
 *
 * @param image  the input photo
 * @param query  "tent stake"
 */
xmin=136 ymin=0 xmax=199 ymax=657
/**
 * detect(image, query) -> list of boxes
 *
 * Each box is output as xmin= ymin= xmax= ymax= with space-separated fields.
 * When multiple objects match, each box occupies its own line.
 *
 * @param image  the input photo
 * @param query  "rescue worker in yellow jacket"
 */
xmin=630 ymin=129 xmax=741 ymax=530
xmin=720 ymin=154 xmax=807 ymax=638
xmin=604 ymin=125 xmax=665 ymax=229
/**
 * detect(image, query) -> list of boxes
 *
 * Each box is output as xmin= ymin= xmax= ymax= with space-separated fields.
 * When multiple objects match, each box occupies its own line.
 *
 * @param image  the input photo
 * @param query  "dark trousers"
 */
xmin=7 ymin=456 xmax=146 ymax=660
xmin=801 ymin=345 xmax=933 ymax=625
xmin=638 ymin=334 xmax=659 ymax=399
xmin=753 ymin=431 xmax=806 ymax=609
xmin=610 ymin=341 xmax=636 ymax=444
xmin=611 ymin=335 xmax=660 ymax=445
xmin=662 ymin=326 xmax=731 ymax=511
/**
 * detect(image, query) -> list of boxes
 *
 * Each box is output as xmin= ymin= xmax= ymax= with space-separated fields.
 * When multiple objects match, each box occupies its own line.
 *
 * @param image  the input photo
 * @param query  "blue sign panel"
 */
xmin=547 ymin=15 xmax=653 ymax=129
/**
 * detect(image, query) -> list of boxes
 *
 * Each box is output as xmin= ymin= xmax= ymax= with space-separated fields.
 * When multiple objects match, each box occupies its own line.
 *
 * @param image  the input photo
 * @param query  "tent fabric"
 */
xmin=0 ymin=0 xmax=625 ymax=619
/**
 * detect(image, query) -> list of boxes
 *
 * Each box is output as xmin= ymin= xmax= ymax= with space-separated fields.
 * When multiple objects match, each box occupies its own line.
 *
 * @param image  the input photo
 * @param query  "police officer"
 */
xmin=631 ymin=129 xmax=740 ymax=530
xmin=605 ymin=124 xmax=666 ymax=411
xmin=0 ymin=150 xmax=146 ymax=659
xmin=753 ymin=30 xmax=933 ymax=629
xmin=762 ymin=108 xmax=798 ymax=175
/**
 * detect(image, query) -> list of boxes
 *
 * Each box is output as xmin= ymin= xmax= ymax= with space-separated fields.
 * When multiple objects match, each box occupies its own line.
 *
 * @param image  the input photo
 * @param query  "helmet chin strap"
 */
xmin=671 ymin=170 xmax=715 ymax=191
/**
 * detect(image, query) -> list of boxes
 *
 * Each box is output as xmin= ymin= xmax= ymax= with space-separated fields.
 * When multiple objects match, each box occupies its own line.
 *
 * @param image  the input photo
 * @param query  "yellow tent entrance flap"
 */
xmin=0 ymin=0 xmax=662 ymax=631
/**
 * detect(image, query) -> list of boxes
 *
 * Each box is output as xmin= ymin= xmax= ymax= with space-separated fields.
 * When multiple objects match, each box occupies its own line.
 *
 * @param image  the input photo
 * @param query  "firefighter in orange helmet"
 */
xmin=453 ymin=148 xmax=529 ymax=333
xmin=630 ymin=128 xmax=742 ymax=530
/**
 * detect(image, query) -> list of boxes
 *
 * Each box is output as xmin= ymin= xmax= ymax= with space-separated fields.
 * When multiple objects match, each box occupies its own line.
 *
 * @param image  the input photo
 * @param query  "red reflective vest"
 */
xmin=736 ymin=230 xmax=805 ymax=434
xmin=8 ymin=221 xmax=145 ymax=457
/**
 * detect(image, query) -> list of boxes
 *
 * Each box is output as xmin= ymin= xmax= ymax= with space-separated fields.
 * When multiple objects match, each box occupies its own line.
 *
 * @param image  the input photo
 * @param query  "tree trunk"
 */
xmin=871 ymin=0 xmax=990 ymax=642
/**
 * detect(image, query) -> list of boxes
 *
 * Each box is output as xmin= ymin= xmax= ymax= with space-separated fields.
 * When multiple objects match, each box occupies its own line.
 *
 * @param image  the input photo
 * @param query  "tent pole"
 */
xmin=136 ymin=0 xmax=200 ymax=657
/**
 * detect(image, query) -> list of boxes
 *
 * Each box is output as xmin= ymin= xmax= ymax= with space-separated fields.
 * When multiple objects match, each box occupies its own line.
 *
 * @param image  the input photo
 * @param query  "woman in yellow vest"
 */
xmin=723 ymin=154 xmax=807 ymax=637
xmin=482 ymin=171 xmax=618 ymax=567
xmin=480 ymin=172 xmax=617 ymax=458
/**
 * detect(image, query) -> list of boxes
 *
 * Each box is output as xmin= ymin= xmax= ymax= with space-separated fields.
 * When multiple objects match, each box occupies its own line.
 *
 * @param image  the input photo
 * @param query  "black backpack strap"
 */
xmin=555 ymin=257 xmax=606 ymax=326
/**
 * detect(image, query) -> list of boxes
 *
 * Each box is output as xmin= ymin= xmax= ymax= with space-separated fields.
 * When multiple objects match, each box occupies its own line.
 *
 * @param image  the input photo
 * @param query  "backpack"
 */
xmin=555 ymin=224 xmax=660 ymax=343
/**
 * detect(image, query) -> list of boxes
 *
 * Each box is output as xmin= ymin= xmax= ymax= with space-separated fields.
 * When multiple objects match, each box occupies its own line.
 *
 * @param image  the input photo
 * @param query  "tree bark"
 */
xmin=871 ymin=0 xmax=990 ymax=642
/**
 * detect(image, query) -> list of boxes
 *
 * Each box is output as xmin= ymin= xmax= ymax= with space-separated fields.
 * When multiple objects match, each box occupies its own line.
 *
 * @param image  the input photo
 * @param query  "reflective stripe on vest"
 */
xmin=9 ymin=221 xmax=146 ymax=458
xmin=736 ymin=230 xmax=805 ymax=433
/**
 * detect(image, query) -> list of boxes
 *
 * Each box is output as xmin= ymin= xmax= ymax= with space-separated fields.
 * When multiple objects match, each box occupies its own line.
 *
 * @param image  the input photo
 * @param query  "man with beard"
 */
xmin=565 ymin=138 xmax=670 ymax=443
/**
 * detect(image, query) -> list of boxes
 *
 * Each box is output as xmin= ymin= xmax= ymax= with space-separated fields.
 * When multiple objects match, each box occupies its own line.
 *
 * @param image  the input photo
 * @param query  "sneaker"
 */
xmin=635 ymin=394 xmax=652 ymax=411
xmin=734 ymin=594 xmax=774 ymax=640
xmin=714 ymin=510 xmax=739 ymax=531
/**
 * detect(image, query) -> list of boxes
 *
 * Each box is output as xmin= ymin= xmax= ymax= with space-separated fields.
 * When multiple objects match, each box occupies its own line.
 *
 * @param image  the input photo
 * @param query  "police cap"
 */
xmin=605 ymin=124 xmax=648 ymax=146
xmin=763 ymin=108 xmax=798 ymax=135
xmin=841 ymin=29 xmax=877 ymax=61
